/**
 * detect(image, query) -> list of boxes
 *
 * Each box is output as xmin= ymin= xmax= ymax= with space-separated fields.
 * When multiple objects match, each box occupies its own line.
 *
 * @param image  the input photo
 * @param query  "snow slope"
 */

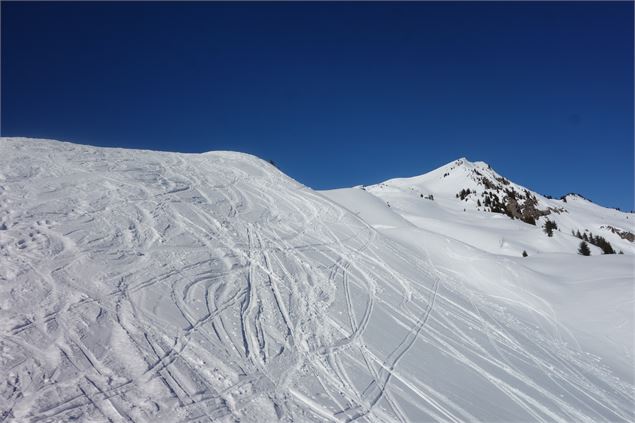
xmin=1 ymin=139 xmax=633 ymax=422
xmin=362 ymin=158 xmax=634 ymax=257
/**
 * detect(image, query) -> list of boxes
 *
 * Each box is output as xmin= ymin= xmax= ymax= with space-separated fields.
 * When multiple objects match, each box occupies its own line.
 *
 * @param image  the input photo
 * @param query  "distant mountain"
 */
xmin=1 ymin=138 xmax=633 ymax=422
xmin=355 ymin=158 xmax=633 ymax=257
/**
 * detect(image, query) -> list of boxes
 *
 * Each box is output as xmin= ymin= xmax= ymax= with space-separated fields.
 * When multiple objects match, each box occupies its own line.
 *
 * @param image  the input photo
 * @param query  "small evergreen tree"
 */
xmin=543 ymin=219 xmax=558 ymax=237
xmin=578 ymin=241 xmax=591 ymax=256
xmin=522 ymin=250 xmax=528 ymax=257
xmin=457 ymin=188 xmax=472 ymax=201
xmin=594 ymin=235 xmax=615 ymax=254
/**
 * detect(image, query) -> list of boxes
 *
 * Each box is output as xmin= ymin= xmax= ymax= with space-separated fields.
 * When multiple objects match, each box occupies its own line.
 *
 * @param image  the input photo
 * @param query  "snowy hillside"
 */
xmin=358 ymin=158 xmax=634 ymax=257
xmin=1 ymin=138 xmax=633 ymax=422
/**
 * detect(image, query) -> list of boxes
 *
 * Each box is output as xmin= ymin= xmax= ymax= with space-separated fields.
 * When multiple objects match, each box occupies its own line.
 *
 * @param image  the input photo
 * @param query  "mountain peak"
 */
xmin=450 ymin=157 xmax=491 ymax=170
xmin=369 ymin=156 xmax=568 ymax=225
xmin=376 ymin=157 xmax=504 ymax=193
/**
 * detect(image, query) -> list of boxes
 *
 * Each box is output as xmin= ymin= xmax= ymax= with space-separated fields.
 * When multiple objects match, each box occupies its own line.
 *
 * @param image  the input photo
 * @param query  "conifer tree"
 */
xmin=543 ymin=220 xmax=557 ymax=237
xmin=578 ymin=241 xmax=591 ymax=256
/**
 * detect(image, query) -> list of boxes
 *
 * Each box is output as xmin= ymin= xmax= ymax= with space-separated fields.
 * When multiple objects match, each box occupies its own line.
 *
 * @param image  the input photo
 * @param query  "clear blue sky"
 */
xmin=2 ymin=2 xmax=633 ymax=210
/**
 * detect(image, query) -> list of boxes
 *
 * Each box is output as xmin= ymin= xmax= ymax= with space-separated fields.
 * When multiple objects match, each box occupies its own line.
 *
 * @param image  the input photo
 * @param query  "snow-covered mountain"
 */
xmin=349 ymin=157 xmax=633 ymax=258
xmin=1 ymin=138 xmax=633 ymax=422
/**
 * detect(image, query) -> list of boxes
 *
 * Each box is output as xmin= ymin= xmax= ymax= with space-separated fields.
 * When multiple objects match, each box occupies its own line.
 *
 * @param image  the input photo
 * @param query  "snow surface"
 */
xmin=0 ymin=138 xmax=633 ymax=422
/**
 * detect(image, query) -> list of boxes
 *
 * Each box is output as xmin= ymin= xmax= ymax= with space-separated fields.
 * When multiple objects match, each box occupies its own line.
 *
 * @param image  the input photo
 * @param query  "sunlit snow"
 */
xmin=0 ymin=138 xmax=632 ymax=422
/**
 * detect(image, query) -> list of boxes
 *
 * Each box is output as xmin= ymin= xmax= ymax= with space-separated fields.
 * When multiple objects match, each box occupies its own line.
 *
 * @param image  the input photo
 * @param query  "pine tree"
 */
xmin=594 ymin=235 xmax=615 ymax=254
xmin=576 ymin=231 xmax=616 ymax=254
xmin=578 ymin=241 xmax=591 ymax=256
xmin=543 ymin=220 xmax=557 ymax=237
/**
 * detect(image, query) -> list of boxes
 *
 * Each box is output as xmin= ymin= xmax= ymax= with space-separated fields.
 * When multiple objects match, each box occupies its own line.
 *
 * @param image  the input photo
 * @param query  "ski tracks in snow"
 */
xmin=0 ymin=139 xmax=632 ymax=422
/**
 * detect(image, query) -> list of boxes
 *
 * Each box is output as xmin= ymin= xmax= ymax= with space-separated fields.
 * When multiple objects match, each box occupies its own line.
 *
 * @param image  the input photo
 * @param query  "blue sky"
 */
xmin=2 ymin=2 xmax=633 ymax=210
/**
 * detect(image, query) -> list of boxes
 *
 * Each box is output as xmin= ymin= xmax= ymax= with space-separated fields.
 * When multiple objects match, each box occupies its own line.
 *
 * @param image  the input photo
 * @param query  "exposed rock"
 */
xmin=601 ymin=225 xmax=635 ymax=242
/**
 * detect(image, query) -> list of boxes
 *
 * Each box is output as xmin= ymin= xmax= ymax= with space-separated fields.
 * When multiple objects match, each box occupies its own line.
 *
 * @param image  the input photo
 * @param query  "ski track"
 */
xmin=0 ymin=138 xmax=633 ymax=422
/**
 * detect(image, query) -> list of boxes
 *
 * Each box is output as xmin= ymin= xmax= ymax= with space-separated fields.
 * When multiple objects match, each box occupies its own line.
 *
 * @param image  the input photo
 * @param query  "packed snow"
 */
xmin=0 ymin=138 xmax=633 ymax=422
